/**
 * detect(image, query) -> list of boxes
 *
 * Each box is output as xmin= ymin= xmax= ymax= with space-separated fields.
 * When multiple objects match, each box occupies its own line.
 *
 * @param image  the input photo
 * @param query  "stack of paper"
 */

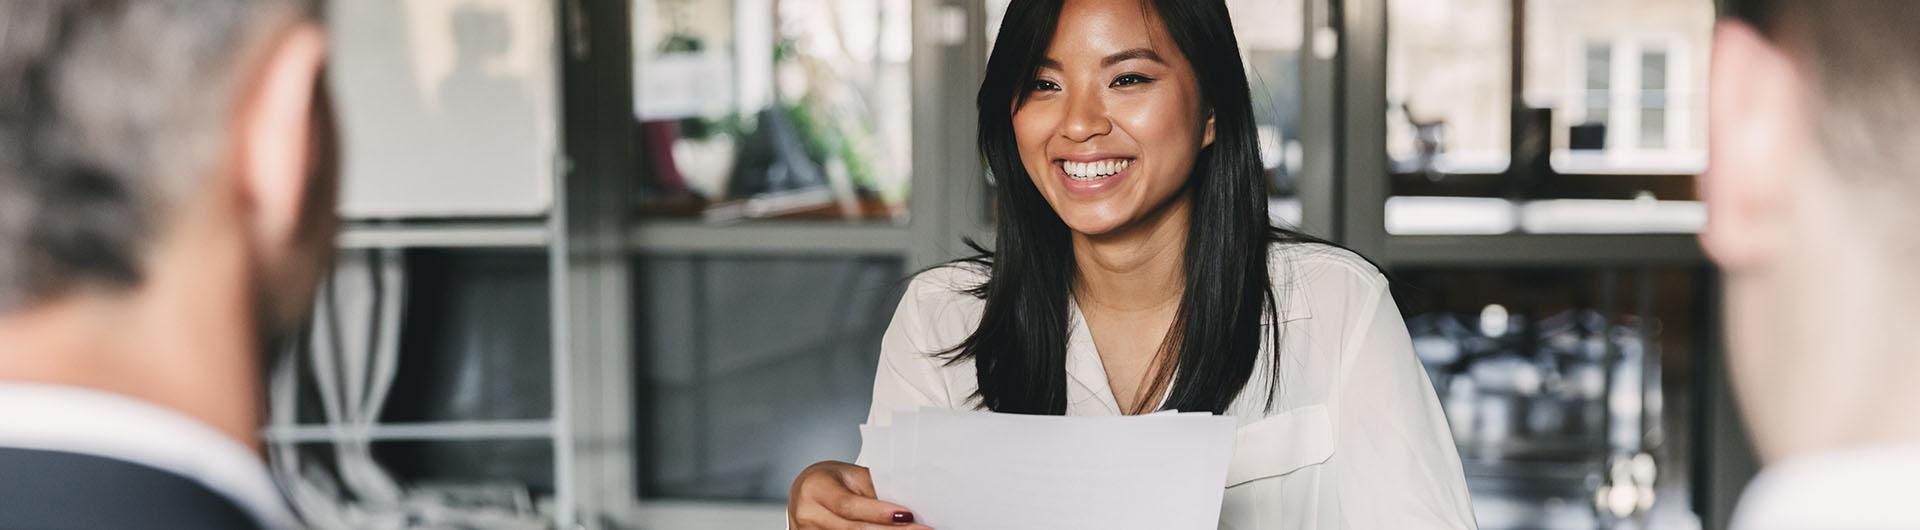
xmin=860 ymin=409 xmax=1237 ymax=530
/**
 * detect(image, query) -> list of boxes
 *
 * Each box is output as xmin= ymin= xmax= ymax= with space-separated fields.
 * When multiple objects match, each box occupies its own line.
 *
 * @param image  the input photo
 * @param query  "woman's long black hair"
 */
xmin=944 ymin=0 xmax=1332 ymax=415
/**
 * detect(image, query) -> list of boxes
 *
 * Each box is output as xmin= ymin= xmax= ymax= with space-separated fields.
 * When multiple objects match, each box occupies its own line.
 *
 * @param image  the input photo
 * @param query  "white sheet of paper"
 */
xmin=862 ymin=409 xmax=1236 ymax=530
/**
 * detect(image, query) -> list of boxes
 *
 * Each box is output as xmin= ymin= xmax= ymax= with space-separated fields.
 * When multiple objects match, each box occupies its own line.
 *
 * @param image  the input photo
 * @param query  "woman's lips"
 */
xmin=1054 ymin=157 xmax=1136 ymax=198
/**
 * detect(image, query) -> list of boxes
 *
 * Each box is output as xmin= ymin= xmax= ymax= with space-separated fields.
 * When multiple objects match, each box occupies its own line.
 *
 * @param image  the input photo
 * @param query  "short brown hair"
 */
xmin=1725 ymin=1 xmax=1920 ymax=196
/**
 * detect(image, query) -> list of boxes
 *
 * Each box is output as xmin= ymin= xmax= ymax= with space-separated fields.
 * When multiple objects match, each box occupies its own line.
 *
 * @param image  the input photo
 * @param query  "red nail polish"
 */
xmin=892 ymin=511 xmax=915 ymax=523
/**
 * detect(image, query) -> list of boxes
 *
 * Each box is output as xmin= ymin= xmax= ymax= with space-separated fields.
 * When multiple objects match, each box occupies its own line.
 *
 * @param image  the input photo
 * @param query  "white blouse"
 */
xmin=855 ymin=243 xmax=1477 ymax=529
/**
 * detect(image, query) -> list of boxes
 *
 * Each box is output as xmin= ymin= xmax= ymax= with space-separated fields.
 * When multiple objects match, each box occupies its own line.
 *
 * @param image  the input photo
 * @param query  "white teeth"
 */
xmin=1062 ymin=158 xmax=1132 ymax=180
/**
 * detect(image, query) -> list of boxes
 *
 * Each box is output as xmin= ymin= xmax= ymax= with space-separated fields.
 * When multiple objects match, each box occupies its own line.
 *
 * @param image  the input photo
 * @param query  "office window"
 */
xmin=631 ymin=0 xmax=914 ymax=223
xmin=1526 ymin=0 xmax=1710 ymax=175
xmin=1388 ymin=0 xmax=1513 ymax=176
xmin=1567 ymin=41 xmax=1683 ymax=160
xmin=1387 ymin=0 xmax=1715 ymax=236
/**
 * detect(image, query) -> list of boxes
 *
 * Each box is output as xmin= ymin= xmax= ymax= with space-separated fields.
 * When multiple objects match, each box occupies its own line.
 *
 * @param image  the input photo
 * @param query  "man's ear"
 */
xmin=233 ymin=23 xmax=328 ymax=261
xmin=1700 ymin=20 xmax=1807 ymax=273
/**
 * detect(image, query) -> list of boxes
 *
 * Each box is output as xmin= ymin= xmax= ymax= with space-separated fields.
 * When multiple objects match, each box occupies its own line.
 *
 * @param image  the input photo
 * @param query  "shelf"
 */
xmin=628 ymin=221 xmax=912 ymax=255
xmin=337 ymin=221 xmax=551 ymax=249
xmin=261 ymin=419 xmax=555 ymax=443
xmin=1384 ymin=197 xmax=1705 ymax=236
xmin=1383 ymin=233 xmax=1706 ymax=267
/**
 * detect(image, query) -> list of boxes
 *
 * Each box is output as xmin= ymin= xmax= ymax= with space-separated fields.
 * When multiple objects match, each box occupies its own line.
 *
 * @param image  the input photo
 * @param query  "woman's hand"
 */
xmin=788 ymin=460 xmax=930 ymax=529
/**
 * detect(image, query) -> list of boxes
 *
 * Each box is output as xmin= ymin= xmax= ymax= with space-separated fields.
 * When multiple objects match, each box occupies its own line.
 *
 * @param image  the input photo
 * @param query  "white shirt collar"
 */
xmin=1731 ymin=444 xmax=1920 ymax=530
xmin=0 ymin=383 xmax=298 ymax=529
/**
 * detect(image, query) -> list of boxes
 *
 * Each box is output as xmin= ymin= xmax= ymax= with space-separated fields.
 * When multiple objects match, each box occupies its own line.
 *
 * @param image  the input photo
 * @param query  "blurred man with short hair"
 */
xmin=1702 ymin=0 xmax=1920 ymax=527
xmin=0 ymin=1 xmax=333 ymax=527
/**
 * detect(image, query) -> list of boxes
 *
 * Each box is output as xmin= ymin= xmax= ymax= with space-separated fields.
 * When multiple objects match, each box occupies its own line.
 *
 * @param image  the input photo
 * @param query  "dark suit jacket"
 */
xmin=0 ymin=447 xmax=265 ymax=529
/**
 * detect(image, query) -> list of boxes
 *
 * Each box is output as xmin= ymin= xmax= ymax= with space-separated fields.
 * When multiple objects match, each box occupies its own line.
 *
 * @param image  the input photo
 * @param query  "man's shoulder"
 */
xmin=0 ymin=447 xmax=264 ymax=529
xmin=0 ymin=383 xmax=293 ymax=529
xmin=1731 ymin=445 xmax=1920 ymax=530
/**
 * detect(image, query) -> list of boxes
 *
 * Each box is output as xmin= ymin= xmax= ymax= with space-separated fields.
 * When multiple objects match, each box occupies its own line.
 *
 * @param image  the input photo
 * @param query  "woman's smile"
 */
xmin=1055 ymin=155 xmax=1137 ymax=197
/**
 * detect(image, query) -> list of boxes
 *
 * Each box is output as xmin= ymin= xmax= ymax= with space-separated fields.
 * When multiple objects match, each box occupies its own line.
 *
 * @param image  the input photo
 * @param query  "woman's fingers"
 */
xmin=790 ymin=461 xmax=928 ymax=529
xmin=822 ymin=463 xmax=919 ymax=525
xmin=822 ymin=485 xmax=917 ymax=524
xmin=793 ymin=502 xmax=931 ymax=530
xmin=830 ymin=462 xmax=878 ymax=497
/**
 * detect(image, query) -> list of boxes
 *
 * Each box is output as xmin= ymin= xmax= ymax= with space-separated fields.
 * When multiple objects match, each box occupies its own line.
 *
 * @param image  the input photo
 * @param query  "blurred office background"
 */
xmin=272 ymin=0 xmax=1754 ymax=528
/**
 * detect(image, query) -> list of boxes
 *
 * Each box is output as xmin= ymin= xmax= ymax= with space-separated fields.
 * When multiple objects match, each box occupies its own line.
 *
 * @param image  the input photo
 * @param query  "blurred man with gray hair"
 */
xmin=0 ymin=1 xmax=332 ymax=527
xmin=1702 ymin=0 xmax=1920 ymax=527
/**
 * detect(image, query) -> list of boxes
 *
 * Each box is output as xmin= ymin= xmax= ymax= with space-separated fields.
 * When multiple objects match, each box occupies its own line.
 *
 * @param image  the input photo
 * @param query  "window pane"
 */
xmin=1583 ymin=43 xmax=1611 ymax=126
xmin=1390 ymin=0 xmax=1512 ymax=176
xmin=1585 ymin=45 xmax=1612 ymax=93
xmin=635 ymin=255 xmax=905 ymax=501
xmin=1641 ymin=108 xmax=1668 ymax=149
xmin=1640 ymin=50 xmax=1670 ymax=148
xmin=1641 ymin=50 xmax=1668 ymax=92
xmin=631 ymin=0 xmax=913 ymax=223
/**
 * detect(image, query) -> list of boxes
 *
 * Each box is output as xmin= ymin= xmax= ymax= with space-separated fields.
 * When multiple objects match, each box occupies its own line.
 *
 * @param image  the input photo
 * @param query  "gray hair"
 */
xmin=0 ymin=0 xmax=318 ymax=312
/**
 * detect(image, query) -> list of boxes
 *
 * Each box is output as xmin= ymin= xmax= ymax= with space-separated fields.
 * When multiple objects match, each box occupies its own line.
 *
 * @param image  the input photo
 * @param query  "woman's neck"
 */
xmin=1071 ymin=195 xmax=1191 ymax=314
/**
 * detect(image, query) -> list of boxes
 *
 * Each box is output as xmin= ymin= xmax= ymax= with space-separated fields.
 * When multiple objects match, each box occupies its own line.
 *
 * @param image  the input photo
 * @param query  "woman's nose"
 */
xmin=1059 ymin=89 xmax=1111 ymax=142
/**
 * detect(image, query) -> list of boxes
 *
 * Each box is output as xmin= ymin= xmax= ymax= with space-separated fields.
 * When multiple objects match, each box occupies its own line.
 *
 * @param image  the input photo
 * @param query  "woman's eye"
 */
xmin=1029 ymin=79 xmax=1061 ymax=92
xmin=1111 ymin=74 xmax=1152 ymax=87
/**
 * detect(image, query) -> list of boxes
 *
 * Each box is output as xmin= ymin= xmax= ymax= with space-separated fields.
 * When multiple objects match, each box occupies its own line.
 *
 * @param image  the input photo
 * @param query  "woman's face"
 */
xmin=1013 ymin=0 xmax=1213 ymax=237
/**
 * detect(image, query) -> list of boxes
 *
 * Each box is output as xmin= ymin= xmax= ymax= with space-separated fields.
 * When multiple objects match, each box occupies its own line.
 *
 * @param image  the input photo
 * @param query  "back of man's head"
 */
xmin=0 ymin=0 xmax=328 ymax=315
xmin=1704 ymin=0 xmax=1920 ymax=464
xmin=0 ymin=0 xmax=333 ymax=449
xmin=1719 ymin=0 xmax=1920 ymax=232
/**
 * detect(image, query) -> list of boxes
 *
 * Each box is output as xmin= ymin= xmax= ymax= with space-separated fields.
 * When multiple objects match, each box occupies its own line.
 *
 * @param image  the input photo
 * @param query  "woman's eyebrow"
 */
xmin=1101 ymin=48 xmax=1163 ymax=68
xmin=1034 ymin=48 xmax=1164 ymax=70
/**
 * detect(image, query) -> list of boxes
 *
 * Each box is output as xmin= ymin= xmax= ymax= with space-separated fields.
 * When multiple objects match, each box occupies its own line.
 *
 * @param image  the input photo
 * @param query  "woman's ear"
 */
xmin=1202 ymin=109 xmax=1216 ymax=148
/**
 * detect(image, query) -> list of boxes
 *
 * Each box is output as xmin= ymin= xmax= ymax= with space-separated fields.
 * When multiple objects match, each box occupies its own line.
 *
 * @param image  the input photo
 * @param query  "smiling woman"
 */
xmin=970 ymin=0 xmax=1283 ymax=419
xmin=787 ymin=1 xmax=1477 ymax=529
